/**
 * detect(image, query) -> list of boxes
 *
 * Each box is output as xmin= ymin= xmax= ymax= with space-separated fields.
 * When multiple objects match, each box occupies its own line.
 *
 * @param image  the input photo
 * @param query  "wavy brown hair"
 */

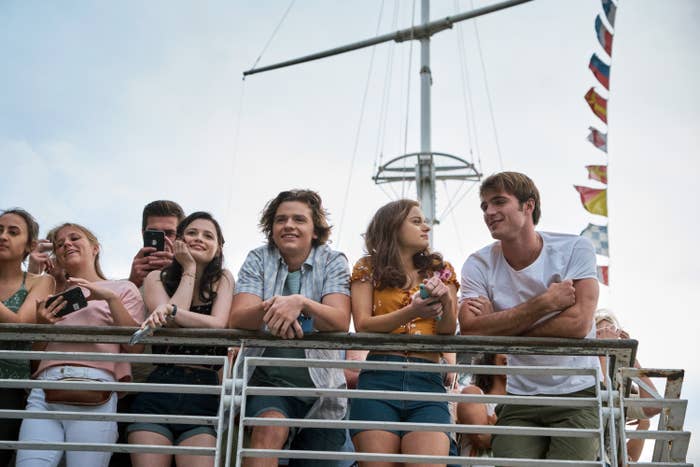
xmin=259 ymin=189 xmax=331 ymax=247
xmin=363 ymin=199 xmax=444 ymax=289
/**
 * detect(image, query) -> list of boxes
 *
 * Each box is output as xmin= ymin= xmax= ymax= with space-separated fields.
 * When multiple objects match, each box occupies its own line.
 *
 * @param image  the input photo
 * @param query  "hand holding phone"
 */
xmin=45 ymin=287 xmax=88 ymax=318
xmin=143 ymin=230 xmax=166 ymax=256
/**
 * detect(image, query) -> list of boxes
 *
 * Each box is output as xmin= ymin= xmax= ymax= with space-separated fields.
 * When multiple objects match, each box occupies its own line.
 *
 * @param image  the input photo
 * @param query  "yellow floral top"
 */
xmin=351 ymin=256 xmax=459 ymax=336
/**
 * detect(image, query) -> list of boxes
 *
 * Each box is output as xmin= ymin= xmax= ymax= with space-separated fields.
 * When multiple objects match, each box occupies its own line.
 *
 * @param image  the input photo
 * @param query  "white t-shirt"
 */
xmin=461 ymin=232 xmax=600 ymax=395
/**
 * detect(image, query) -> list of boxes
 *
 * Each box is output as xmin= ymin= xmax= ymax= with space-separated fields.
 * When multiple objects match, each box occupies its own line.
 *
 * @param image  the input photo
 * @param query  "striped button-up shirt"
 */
xmin=235 ymin=243 xmax=350 ymax=420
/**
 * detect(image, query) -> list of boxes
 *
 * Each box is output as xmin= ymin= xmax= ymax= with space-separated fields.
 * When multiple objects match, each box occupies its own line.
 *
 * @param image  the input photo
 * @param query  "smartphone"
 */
xmin=45 ymin=287 xmax=88 ymax=318
xmin=143 ymin=229 xmax=166 ymax=255
xmin=419 ymin=284 xmax=430 ymax=299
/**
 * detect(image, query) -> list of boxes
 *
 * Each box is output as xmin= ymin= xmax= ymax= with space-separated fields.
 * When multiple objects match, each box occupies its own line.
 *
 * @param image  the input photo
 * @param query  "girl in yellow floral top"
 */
xmin=349 ymin=199 xmax=458 ymax=467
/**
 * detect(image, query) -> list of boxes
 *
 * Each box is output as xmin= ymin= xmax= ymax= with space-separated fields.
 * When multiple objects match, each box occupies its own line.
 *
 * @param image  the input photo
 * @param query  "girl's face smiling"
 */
xmin=397 ymin=206 xmax=430 ymax=253
xmin=53 ymin=226 xmax=98 ymax=271
xmin=182 ymin=218 xmax=219 ymax=264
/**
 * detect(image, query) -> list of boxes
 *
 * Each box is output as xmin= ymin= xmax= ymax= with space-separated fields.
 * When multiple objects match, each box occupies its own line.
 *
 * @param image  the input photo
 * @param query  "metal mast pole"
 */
xmin=417 ymin=0 xmax=436 ymax=238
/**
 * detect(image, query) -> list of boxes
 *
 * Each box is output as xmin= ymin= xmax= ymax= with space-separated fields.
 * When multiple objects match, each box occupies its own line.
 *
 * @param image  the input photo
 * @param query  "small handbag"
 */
xmin=44 ymin=378 xmax=112 ymax=406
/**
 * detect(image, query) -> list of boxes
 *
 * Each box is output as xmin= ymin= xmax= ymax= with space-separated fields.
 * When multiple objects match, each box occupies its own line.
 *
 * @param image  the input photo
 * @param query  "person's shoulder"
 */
xmin=314 ymin=244 xmax=348 ymax=265
xmin=26 ymin=272 xmax=54 ymax=290
xmin=465 ymin=241 xmax=501 ymax=266
xmin=102 ymin=278 xmax=141 ymax=295
xmin=541 ymin=231 xmax=593 ymax=252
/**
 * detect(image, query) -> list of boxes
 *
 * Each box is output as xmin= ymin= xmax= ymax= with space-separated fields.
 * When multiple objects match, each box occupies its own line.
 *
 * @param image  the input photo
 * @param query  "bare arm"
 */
xmin=435 ymin=282 xmax=458 ymax=335
xmin=170 ymin=271 xmax=234 ymax=329
xmin=143 ymin=270 xmax=196 ymax=314
xmin=456 ymin=385 xmax=496 ymax=450
xmin=459 ymin=280 xmax=576 ymax=336
xmin=228 ymin=292 xmax=266 ymax=330
xmin=351 ymin=280 xmax=443 ymax=333
xmin=0 ymin=274 xmax=54 ymax=324
xmin=298 ymin=292 xmax=350 ymax=332
xmin=522 ymin=278 xmax=598 ymax=338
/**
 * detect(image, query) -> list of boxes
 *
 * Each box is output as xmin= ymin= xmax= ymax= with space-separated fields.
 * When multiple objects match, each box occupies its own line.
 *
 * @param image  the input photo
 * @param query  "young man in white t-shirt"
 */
xmin=459 ymin=171 xmax=600 ymax=461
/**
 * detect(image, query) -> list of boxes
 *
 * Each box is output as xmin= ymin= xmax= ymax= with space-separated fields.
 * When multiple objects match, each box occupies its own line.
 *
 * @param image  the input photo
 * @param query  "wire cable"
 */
xmin=336 ymin=0 xmax=386 ymax=248
xmin=401 ymin=0 xmax=417 ymax=197
xmin=248 ymin=0 xmax=297 ymax=71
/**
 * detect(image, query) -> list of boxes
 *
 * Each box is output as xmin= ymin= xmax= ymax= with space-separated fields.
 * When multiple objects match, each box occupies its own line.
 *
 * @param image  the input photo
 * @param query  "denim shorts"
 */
xmin=349 ymin=354 xmax=450 ymax=437
xmin=127 ymin=365 xmax=219 ymax=444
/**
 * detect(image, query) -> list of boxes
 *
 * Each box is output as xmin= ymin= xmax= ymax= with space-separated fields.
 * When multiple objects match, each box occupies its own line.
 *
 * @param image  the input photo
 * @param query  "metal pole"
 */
xmin=417 ymin=0 xmax=436 ymax=240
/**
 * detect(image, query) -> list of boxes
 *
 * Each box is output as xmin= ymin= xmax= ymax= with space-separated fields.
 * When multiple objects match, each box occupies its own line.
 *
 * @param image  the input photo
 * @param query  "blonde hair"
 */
xmin=47 ymin=223 xmax=106 ymax=280
xmin=595 ymin=308 xmax=621 ymax=329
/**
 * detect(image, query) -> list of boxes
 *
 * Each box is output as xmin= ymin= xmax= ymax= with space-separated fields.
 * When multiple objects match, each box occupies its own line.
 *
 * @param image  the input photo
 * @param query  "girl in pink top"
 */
xmin=16 ymin=223 xmax=144 ymax=467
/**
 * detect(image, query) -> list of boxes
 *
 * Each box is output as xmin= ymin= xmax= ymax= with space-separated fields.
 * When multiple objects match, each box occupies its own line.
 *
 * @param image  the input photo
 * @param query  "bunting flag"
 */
xmin=586 ymin=126 xmax=608 ymax=153
xmin=574 ymin=185 xmax=608 ymax=216
xmin=584 ymin=87 xmax=608 ymax=123
xmin=597 ymin=265 xmax=609 ymax=285
xmin=602 ymin=0 xmax=617 ymax=28
xmin=586 ymin=165 xmax=608 ymax=184
xmin=595 ymin=16 xmax=614 ymax=56
xmin=589 ymin=53 xmax=611 ymax=90
xmin=580 ymin=223 xmax=609 ymax=256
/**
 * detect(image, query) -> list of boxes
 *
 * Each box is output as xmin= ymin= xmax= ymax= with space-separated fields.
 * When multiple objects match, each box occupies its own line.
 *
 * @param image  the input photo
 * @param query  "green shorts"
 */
xmin=491 ymin=385 xmax=600 ymax=461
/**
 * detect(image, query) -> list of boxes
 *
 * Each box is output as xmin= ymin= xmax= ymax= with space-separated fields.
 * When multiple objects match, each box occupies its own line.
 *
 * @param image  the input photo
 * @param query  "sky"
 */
xmin=1 ymin=0 xmax=698 ymax=461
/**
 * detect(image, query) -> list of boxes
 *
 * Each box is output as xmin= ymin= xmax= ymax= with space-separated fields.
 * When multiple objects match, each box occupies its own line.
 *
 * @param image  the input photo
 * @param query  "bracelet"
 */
xmin=168 ymin=304 xmax=178 ymax=320
xmin=182 ymin=272 xmax=196 ymax=279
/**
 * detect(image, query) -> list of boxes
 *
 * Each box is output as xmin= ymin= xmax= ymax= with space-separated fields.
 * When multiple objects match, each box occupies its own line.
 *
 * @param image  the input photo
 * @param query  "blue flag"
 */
xmin=581 ymin=223 xmax=609 ymax=257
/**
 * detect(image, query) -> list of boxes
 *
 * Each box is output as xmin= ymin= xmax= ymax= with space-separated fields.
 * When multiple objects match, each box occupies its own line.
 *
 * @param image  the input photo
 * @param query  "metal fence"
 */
xmin=0 ymin=324 xmax=691 ymax=466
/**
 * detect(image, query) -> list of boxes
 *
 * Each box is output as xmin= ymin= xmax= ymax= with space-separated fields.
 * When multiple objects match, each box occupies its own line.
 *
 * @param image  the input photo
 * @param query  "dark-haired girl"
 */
xmin=127 ymin=211 xmax=233 ymax=467
xmin=349 ymin=199 xmax=458 ymax=467
xmin=0 ymin=209 xmax=54 ymax=464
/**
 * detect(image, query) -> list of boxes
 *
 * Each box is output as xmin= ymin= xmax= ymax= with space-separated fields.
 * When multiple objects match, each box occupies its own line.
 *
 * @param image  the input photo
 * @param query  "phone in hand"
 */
xmin=45 ymin=287 xmax=88 ymax=318
xmin=143 ymin=230 xmax=166 ymax=255
xmin=419 ymin=283 xmax=430 ymax=299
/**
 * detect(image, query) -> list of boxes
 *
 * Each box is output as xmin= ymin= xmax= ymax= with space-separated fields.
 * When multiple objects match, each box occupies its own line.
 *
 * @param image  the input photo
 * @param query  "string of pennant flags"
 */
xmin=575 ymin=0 xmax=616 ymax=286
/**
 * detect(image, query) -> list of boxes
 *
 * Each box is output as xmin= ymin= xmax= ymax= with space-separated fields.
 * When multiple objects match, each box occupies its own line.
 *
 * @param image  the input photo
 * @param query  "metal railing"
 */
xmin=0 ymin=324 xmax=691 ymax=466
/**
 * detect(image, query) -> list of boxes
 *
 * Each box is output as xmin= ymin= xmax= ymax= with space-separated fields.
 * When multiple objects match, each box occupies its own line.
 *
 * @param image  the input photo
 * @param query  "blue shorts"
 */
xmin=349 ymin=354 xmax=450 ymax=438
xmin=127 ymin=365 xmax=219 ymax=444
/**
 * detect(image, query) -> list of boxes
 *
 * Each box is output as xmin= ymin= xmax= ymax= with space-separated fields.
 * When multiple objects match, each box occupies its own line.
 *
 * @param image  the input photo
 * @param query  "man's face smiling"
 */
xmin=480 ymin=190 xmax=533 ymax=241
xmin=272 ymin=201 xmax=317 ymax=260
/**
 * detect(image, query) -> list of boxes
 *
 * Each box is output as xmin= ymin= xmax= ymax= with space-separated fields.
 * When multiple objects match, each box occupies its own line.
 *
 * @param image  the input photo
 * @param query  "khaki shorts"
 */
xmin=491 ymin=385 xmax=600 ymax=461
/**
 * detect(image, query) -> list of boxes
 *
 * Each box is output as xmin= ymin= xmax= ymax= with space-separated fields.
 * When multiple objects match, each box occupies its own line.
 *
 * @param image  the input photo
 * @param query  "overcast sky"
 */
xmin=2 ymin=0 xmax=698 ymax=460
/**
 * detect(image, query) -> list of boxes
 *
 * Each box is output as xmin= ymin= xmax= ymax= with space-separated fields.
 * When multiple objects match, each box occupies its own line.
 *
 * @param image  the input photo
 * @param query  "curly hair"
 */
xmin=363 ymin=199 xmax=444 ymax=289
xmin=160 ymin=212 xmax=225 ymax=304
xmin=259 ymin=189 xmax=331 ymax=247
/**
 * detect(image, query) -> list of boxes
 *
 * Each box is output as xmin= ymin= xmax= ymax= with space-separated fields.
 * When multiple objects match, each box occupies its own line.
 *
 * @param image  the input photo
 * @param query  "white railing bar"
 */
xmin=0 ymin=441 xmax=215 ymax=455
xmin=244 ymin=386 xmax=600 ymax=407
xmin=625 ymin=430 xmax=691 ymax=440
xmin=214 ymin=353 xmax=233 ymax=467
xmin=0 ymin=409 xmax=217 ymax=425
xmin=624 ymin=399 xmax=687 ymax=408
xmin=0 ymin=379 xmax=221 ymax=394
xmin=628 ymin=463 xmax=693 ymax=467
xmin=245 ymin=357 xmax=598 ymax=376
xmin=241 ymin=449 xmax=605 ymax=466
xmin=0 ymin=349 xmax=227 ymax=365
xmin=242 ymin=416 xmax=600 ymax=437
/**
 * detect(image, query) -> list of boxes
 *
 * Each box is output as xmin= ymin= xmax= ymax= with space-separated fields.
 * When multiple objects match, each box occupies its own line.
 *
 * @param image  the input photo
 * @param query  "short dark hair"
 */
xmin=0 ymin=208 xmax=39 ymax=261
xmin=480 ymin=171 xmax=541 ymax=225
xmin=259 ymin=190 xmax=331 ymax=247
xmin=141 ymin=200 xmax=185 ymax=231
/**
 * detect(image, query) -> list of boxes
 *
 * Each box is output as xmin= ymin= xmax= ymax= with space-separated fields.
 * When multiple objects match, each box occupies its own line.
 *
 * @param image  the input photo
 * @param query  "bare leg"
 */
xmin=244 ymin=410 xmax=289 ymax=467
xmin=176 ymin=433 xmax=217 ymax=467
xmin=128 ymin=430 xmax=173 ymax=467
xmin=401 ymin=431 xmax=450 ymax=467
xmin=352 ymin=430 xmax=401 ymax=467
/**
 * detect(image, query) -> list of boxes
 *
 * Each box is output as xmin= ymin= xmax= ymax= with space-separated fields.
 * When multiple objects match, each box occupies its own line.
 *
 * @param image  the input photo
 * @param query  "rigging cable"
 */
xmin=249 ymin=0 xmax=297 ymax=71
xmin=471 ymin=0 xmax=504 ymax=170
xmin=336 ymin=0 xmax=386 ymax=248
xmin=401 ymin=0 xmax=417 ymax=197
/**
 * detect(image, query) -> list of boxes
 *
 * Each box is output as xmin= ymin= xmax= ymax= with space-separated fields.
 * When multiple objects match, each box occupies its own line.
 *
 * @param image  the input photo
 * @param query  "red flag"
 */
xmin=574 ymin=185 xmax=607 ymax=216
xmin=597 ymin=265 xmax=609 ymax=285
xmin=585 ymin=87 xmax=608 ymax=124
xmin=586 ymin=165 xmax=608 ymax=184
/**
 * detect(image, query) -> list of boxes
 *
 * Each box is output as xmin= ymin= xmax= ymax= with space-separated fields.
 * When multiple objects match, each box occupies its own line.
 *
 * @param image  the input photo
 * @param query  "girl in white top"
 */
xmin=456 ymin=353 xmax=507 ymax=465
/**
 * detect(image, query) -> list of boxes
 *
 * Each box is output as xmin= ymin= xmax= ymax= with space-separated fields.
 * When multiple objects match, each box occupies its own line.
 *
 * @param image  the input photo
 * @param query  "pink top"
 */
xmin=35 ymin=280 xmax=145 ymax=382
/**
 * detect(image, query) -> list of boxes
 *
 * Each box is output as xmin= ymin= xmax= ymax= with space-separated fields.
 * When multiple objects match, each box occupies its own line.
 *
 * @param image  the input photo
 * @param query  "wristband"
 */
xmin=168 ymin=304 xmax=178 ymax=320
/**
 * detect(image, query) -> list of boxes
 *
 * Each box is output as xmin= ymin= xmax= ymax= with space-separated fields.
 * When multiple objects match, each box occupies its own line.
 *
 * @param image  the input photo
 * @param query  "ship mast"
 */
xmin=244 ymin=0 xmax=533 ymax=242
